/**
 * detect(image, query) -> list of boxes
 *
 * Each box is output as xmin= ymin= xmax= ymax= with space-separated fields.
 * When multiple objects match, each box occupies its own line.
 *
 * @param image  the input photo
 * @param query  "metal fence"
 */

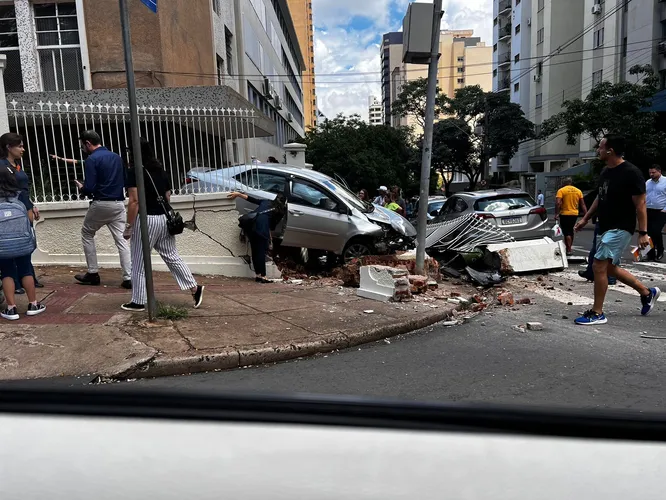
xmin=8 ymin=100 xmax=261 ymax=202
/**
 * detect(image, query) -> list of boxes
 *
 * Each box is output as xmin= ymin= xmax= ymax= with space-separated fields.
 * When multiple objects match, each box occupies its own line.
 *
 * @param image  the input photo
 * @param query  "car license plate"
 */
xmin=502 ymin=216 xmax=523 ymax=225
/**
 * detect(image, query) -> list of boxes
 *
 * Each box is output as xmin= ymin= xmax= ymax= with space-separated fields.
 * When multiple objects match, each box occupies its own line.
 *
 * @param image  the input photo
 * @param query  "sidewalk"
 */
xmin=0 ymin=266 xmax=475 ymax=381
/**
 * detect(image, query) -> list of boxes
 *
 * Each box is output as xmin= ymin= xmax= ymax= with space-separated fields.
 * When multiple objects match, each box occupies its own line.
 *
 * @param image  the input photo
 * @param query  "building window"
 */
xmin=538 ymin=0 xmax=544 ymax=11
xmin=457 ymin=78 xmax=464 ymax=84
xmin=0 ymin=5 xmax=23 ymax=93
xmin=457 ymin=56 xmax=464 ymax=62
xmin=536 ymin=93 xmax=543 ymax=108
xmin=592 ymin=70 xmax=603 ymax=86
xmin=212 ymin=0 xmax=220 ymax=14
xmin=514 ymin=54 xmax=520 ymax=63
xmin=514 ymin=83 xmax=519 ymax=92
xmin=493 ymin=69 xmax=498 ymax=77
xmin=494 ymin=17 xmax=498 ymax=26
xmin=225 ymin=29 xmax=234 ymax=75
xmin=537 ymin=28 xmax=545 ymax=45
xmin=216 ymin=55 xmax=224 ymax=85
xmin=493 ymin=43 xmax=497 ymax=52
xmin=622 ymin=36 xmax=627 ymax=57
xmin=515 ymin=24 xmax=520 ymax=34
xmin=34 ymin=2 xmax=84 ymax=91
xmin=457 ymin=67 xmax=464 ymax=73
xmin=535 ymin=124 xmax=542 ymax=137
xmin=593 ymin=27 xmax=604 ymax=48
xmin=537 ymin=60 xmax=543 ymax=76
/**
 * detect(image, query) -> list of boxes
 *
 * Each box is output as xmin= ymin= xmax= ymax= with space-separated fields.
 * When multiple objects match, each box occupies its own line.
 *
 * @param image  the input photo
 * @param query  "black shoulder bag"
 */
xmin=145 ymin=170 xmax=184 ymax=236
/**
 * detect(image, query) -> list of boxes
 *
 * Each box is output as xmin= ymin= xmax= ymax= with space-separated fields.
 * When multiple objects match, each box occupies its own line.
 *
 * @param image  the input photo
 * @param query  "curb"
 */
xmin=112 ymin=304 xmax=461 ymax=380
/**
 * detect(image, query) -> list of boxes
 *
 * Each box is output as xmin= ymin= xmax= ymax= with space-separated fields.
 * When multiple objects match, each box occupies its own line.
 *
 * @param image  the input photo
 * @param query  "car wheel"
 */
xmin=343 ymin=241 xmax=371 ymax=262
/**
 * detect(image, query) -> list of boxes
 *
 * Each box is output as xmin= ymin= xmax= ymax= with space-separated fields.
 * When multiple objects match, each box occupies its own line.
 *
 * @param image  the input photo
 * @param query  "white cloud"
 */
xmin=313 ymin=0 xmax=493 ymax=121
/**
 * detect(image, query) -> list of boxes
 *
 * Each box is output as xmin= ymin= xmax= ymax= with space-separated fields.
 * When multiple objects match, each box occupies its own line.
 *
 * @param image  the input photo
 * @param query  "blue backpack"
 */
xmin=0 ymin=195 xmax=36 ymax=259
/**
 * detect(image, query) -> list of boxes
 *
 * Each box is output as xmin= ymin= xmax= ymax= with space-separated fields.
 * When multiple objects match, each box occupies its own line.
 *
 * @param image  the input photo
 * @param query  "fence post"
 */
xmin=0 ymin=54 xmax=8 ymax=134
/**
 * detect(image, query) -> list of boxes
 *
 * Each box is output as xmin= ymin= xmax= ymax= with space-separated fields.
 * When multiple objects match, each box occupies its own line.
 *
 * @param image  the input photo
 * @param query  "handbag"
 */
xmin=145 ymin=170 xmax=184 ymax=236
xmin=238 ymin=207 xmax=274 ymax=234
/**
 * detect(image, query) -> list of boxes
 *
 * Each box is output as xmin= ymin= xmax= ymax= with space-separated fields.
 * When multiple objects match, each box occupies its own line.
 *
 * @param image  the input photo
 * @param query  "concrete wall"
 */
xmin=83 ymin=0 xmax=215 ymax=89
xmin=212 ymin=0 xmax=240 ymax=93
xmin=32 ymin=193 xmax=276 ymax=278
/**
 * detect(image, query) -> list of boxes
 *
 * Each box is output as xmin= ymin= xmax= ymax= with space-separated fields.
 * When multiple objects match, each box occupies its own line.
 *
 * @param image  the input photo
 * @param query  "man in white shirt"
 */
xmin=537 ymin=190 xmax=545 ymax=207
xmin=646 ymin=164 xmax=666 ymax=261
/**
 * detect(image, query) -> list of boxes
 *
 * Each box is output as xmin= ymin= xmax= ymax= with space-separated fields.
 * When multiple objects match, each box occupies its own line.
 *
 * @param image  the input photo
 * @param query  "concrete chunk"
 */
xmin=526 ymin=322 xmax=543 ymax=331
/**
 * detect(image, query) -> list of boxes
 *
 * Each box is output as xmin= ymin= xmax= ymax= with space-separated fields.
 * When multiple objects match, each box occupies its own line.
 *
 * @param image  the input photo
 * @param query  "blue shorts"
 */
xmin=594 ymin=229 xmax=632 ymax=266
xmin=0 ymin=255 xmax=33 ymax=281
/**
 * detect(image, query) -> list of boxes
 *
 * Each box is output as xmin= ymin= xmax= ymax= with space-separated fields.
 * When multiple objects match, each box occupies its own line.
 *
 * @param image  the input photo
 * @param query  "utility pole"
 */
xmin=415 ymin=0 xmax=443 ymax=275
xmin=483 ymin=94 xmax=490 ymax=182
xmin=119 ymin=0 xmax=157 ymax=320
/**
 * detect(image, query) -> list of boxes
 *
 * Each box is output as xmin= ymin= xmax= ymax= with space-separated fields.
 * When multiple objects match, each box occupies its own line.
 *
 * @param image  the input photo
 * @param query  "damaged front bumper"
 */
xmin=372 ymin=222 xmax=416 ymax=254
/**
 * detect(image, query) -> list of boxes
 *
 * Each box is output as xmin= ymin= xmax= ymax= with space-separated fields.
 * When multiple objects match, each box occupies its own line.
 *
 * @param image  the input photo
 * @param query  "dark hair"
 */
xmin=139 ymin=138 xmax=163 ymax=171
xmin=79 ymin=130 xmax=102 ymax=146
xmin=650 ymin=164 xmax=662 ymax=172
xmin=267 ymin=156 xmax=279 ymax=163
xmin=0 ymin=164 xmax=20 ymax=196
xmin=358 ymin=188 xmax=370 ymax=200
xmin=269 ymin=192 xmax=287 ymax=229
xmin=0 ymin=132 xmax=23 ymax=159
xmin=603 ymin=134 xmax=626 ymax=157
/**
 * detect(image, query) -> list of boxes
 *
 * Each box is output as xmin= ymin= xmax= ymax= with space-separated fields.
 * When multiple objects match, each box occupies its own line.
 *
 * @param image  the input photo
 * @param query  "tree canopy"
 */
xmin=540 ymin=64 xmax=666 ymax=174
xmin=302 ymin=114 xmax=417 ymax=194
xmin=390 ymin=77 xmax=447 ymax=130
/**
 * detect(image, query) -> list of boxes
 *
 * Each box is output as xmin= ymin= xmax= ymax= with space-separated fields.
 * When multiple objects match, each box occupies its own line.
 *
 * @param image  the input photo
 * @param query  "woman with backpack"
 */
xmin=120 ymin=139 xmax=204 ymax=312
xmin=0 ymin=165 xmax=46 ymax=320
xmin=0 ymin=133 xmax=43 ymax=293
xmin=228 ymin=190 xmax=287 ymax=283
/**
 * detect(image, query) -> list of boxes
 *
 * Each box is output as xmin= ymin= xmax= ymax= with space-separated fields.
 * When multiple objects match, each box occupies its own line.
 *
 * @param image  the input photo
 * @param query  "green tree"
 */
xmin=540 ymin=64 xmax=666 ymax=175
xmin=439 ymin=86 xmax=535 ymax=189
xmin=430 ymin=118 xmax=474 ymax=196
xmin=302 ymin=114 xmax=416 ymax=194
xmin=391 ymin=77 xmax=447 ymax=131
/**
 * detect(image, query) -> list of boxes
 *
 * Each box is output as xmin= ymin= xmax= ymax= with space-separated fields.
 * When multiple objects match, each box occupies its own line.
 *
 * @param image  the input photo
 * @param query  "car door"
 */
xmin=282 ymin=178 xmax=351 ymax=252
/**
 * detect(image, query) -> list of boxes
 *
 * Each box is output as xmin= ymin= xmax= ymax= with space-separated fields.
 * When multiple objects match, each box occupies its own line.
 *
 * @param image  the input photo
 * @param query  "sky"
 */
xmin=312 ymin=0 xmax=493 ymax=121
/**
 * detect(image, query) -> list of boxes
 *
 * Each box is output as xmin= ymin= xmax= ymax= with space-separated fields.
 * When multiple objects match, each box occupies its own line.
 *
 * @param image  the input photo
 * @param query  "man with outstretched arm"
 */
xmin=573 ymin=134 xmax=660 ymax=325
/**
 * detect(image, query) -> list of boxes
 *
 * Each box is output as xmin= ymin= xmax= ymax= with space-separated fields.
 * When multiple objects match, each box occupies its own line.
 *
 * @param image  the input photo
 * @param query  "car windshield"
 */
xmin=476 ymin=195 xmax=536 ymax=212
xmin=321 ymin=178 xmax=373 ymax=213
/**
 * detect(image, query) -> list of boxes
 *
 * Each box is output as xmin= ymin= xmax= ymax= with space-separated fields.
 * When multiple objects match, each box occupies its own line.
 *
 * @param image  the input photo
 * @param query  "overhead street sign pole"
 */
xmin=119 ymin=0 xmax=157 ymax=320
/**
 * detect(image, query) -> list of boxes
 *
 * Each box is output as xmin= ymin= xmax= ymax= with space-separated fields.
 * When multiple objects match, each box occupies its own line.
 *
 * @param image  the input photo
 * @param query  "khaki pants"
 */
xmin=81 ymin=201 xmax=131 ymax=281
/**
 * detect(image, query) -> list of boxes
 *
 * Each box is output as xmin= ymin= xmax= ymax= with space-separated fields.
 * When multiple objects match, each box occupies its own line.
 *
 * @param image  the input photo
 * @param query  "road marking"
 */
xmin=549 ymin=269 xmax=666 ymax=302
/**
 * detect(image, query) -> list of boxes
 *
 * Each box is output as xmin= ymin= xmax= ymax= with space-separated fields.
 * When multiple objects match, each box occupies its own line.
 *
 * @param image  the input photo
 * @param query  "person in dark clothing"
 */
xmin=0 ymin=133 xmax=43 ymax=294
xmin=120 ymin=139 xmax=203 ymax=312
xmin=228 ymin=191 xmax=288 ymax=283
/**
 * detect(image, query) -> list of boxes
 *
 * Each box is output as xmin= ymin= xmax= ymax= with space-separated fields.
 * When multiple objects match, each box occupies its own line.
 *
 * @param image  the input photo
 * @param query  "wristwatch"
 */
xmin=638 ymin=230 xmax=648 ymax=236
xmin=125 ymin=223 xmax=132 ymax=229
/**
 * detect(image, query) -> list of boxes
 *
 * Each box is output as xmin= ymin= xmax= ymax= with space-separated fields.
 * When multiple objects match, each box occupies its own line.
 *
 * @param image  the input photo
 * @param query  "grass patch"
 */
xmin=156 ymin=302 xmax=189 ymax=321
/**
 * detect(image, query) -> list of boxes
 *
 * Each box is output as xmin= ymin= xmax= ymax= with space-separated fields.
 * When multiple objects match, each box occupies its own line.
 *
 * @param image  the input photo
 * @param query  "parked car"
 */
xmin=186 ymin=164 xmax=417 ymax=261
xmin=409 ymin=196 xmax=447 ymax=226
xmin=431 ymin=189 xmax=550 ymax=241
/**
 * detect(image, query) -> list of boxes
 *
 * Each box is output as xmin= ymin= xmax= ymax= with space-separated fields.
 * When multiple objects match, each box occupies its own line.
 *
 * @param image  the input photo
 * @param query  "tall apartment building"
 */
xmin=578 ymin=0 xmax=663 ymax=156
xmin=286 ymin=0 xmax=316 ymax=130
xmin=368 ymin=95 xmax=382 ymax=125
xmin=0 ymin=0 xmax=304 ymax=162
xmin=237 ymin=0 xmax=307 ymax=159
xmin=491 ymin=0 xmax=585 ymax=177
xmin=381 ymin=29 xmax=492 ymax=132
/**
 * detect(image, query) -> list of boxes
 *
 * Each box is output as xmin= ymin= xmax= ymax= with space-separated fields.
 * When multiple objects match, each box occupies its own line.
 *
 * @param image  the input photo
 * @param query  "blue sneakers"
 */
xmin=641 ymin=287 xmax=661 ymax=316
xmin=575 ymin=310 xmax=608 ymax=325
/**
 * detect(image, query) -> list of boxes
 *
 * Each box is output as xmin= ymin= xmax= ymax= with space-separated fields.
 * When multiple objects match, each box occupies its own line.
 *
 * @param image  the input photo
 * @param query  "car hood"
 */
xmin=367 ymin=205 xmax=417 ymax=237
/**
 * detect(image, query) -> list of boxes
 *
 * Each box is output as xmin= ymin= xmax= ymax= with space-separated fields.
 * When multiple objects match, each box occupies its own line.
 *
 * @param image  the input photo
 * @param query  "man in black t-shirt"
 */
xmin=573 ymin=134 xmax=661 ymax=325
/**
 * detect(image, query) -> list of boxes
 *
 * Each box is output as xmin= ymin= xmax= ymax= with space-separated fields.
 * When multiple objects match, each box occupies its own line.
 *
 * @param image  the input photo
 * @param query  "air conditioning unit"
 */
xmin=526 ymin=17 xmax=531 ymax=26
xmin=274 ymin=94 xmax=283 ymax=110
xmin=262 ymin=77 xmax=274 ymax=99
xmin=287 ymin=112 xmax=294 ymax=123
xmin=659 ymin=41 xmax=666 ymax=55
xmin=533 ymin=75 xmax=541 ymax=82
xmin=591 ymin=4 xmax=602 ymax=15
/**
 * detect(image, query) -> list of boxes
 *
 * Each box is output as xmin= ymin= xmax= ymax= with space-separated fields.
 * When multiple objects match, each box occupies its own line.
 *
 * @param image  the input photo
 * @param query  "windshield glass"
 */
xmin=321 ymin=178 xmax=373 ymax=213
xmin=476 ymin=195 xmax=536 ymax=212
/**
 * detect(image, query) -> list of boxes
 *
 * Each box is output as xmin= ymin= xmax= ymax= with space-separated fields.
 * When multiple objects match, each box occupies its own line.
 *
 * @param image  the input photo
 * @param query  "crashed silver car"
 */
xmin=186 ymin=164 xmax=417 ymax=261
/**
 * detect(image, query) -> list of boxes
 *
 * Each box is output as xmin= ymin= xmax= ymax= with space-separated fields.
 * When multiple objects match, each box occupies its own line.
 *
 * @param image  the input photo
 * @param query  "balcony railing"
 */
xmin=498 ymin=0 xmax=511 ymax=14
xmin=499 ymin=23 xmax=512 ymax=40
xmin=498 ymin=77 xmax=511 ymax=91
xmin=498 ymin=52 xmax=511 ymax=66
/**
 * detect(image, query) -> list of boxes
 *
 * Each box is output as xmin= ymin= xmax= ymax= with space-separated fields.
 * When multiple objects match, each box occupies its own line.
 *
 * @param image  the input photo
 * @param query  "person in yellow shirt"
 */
xmin=556 ymin=177 xmax=587 ymax=256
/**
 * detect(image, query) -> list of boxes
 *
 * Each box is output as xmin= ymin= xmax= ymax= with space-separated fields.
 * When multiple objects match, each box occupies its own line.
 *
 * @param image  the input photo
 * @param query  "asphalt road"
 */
xmin=110 ymin=226 xmax=666 ymax=411
xmin=9 ymin=227 xmax=666 ymax=412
